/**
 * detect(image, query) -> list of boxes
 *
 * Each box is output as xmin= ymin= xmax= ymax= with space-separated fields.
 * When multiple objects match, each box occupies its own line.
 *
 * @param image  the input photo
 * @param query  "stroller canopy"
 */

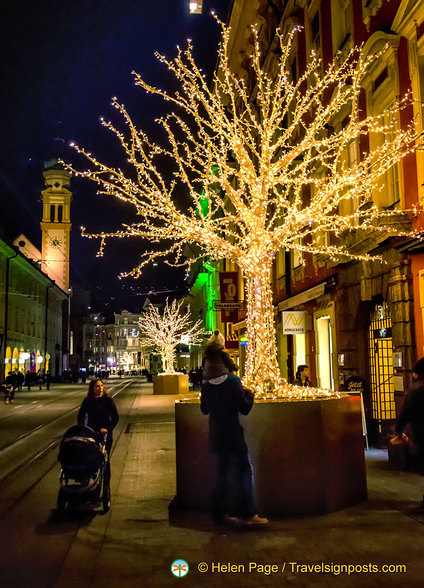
xmin=58 ymin=425 xmax=105 ymax=475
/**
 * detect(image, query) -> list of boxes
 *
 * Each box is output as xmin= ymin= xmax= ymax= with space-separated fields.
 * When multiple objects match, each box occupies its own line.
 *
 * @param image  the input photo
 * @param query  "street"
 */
xmin=0 ymin=376 xmax=139 ymax=587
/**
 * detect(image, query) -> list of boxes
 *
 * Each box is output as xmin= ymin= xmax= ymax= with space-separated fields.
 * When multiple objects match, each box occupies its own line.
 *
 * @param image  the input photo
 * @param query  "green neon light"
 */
xmin=205 ymin=270 xmax=216 ymax=333
xmin=192 ymin=270 xmax=215 ymax=332
xmin=203 ymin=262 xmax=215 ymax=273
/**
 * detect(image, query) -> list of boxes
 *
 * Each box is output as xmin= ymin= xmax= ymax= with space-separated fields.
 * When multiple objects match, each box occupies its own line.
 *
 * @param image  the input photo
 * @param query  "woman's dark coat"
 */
xmin=77 ymin=394 xmax=119 ymax=435
xmin=200 ymin=373 xmax=253 ymax=454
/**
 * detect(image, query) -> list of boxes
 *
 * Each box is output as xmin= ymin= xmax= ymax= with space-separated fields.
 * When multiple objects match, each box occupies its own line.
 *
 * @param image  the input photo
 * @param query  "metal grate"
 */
xmin=368 ymin=302 xmax=396 ymax=430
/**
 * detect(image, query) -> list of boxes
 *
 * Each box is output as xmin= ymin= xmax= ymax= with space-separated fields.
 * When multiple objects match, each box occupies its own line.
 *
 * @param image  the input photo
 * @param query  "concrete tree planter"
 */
xmin=174 ymin=394 xmax=367 ymax=516
xmin=153 ymin=373 xmax=189 ymax=395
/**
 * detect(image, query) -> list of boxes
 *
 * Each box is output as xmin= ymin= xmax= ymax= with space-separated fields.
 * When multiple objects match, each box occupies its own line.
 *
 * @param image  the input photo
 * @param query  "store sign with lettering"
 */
xmin=282 ymin=311 xmax=306 ymax=334
xmin=219 ymin=272 xmax=239 ymax=322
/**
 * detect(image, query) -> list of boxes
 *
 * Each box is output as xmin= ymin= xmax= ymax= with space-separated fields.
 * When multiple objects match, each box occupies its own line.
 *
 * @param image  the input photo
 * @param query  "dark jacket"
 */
xmin=77 ymin=394 xmax=119 ymax=436
xmin=395 ymin=376 xmax=424 ymax=447
xmin=200 ymin=373 xmax=254 ymax=454
xmin=293 ymin=377 xmax=311 ymax=387
xmin=202 ymin=342 xmax=238 ymax=381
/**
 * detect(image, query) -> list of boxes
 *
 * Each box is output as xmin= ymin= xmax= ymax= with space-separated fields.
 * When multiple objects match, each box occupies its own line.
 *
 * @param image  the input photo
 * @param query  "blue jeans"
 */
xmin=212 ymin=452 xmax=256 ymax=520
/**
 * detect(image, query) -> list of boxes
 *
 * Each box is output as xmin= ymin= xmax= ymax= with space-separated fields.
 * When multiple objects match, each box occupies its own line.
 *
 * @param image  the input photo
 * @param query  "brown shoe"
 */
xmin=244 ymin=514 xmax=269 ymax=526
xmin=224 ymin=515 xmax=243 ymax=525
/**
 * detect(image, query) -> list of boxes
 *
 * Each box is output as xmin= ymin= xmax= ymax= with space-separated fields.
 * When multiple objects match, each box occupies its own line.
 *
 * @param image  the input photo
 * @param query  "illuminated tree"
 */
xmin=70 ymin=21 xmax=422 ymax=397
xmin=119 ymin=352 xmax=134 ymax=370
xmin=138 ymin=298 xmax=204 ymax=374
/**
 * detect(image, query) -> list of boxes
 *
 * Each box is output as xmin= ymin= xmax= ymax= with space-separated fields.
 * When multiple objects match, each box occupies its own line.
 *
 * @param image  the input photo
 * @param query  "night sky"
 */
xmin=0 ymin=0 xmax=232 ymax=310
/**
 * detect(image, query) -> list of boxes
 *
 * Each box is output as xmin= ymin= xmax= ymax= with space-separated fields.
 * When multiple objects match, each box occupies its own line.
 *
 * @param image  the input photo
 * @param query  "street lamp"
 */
xmin=189 ymin=1 xmax=202 ymax=14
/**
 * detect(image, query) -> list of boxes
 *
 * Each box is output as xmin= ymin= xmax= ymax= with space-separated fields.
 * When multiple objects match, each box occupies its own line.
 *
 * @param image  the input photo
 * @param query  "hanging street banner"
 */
xmin=218 ymin=272 xmax=240 ymax=322
xmin=282 ymin=310 xmax=306 ymax=334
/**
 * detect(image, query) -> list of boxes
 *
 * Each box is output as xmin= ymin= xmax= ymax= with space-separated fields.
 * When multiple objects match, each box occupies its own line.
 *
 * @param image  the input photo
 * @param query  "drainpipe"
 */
xmin=2 ymin=250 xmax=18 ymax=382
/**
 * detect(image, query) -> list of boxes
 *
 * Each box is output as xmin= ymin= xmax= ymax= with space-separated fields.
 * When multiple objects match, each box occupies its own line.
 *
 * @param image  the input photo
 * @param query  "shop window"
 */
xmin=316 ymin=316 xmax=334 ymax=390
xmin=293 ymin=333 xmax=306 ymax=374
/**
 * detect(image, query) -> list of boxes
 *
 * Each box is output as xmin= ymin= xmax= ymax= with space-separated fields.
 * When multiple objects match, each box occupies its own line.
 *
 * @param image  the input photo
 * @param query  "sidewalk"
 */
xmin=55 ymin=389 xmax=424 ymax=588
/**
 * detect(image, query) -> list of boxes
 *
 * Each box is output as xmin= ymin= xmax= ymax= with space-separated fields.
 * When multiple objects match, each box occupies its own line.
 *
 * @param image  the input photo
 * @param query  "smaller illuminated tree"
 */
xmin=119 ymin=352 xmax=134 ymax=370
xmin=138 ymin=298 xmax=205 ymax=374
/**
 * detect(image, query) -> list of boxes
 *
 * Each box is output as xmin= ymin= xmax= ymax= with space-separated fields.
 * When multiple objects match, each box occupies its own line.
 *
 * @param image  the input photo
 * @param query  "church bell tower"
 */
xmin=40 ymin=162 xmax=72 ymax=291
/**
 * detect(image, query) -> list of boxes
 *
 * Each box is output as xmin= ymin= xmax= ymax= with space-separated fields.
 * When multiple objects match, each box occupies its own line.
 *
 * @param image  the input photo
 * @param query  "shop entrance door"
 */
xmin=316 ymin=316 xmax=334 ymax=390
xmin=368 ymin=302 xmax=395 ymax=434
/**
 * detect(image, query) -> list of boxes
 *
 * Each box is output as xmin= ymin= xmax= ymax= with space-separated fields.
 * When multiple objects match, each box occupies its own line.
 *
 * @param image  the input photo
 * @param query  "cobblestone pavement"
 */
xmin=55 ymin=388 xmax=424 ymax=588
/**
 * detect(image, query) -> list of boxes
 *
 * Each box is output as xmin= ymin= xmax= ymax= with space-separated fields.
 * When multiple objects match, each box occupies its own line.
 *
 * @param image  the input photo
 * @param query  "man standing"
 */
xmin=392 ymin=358 xmax=424 ymax=485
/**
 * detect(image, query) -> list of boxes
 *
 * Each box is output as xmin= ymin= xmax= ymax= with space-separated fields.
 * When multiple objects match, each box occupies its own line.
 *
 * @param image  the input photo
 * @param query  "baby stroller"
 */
xmin=57 ymin=424 xmax=111 ymax=514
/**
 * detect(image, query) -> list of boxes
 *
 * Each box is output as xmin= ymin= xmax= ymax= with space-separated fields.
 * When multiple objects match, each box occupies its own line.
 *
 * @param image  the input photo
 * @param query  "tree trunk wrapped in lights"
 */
xmin=138 ymin=298 xmax=204 ymax=375
xmin=69 ymin=20 xmax=423 ymax=398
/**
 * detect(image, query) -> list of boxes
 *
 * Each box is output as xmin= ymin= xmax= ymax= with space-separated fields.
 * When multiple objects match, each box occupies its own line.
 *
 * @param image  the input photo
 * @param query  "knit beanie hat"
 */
xmin=208 ymin=329 xmax=225 ymax=347
xmin=413 ymin=357 xmax=424 ymax=376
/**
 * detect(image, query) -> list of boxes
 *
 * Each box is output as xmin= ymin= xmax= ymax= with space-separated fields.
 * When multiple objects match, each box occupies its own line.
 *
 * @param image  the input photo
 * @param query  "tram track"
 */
xmin=0 ymin=379 xmax=138 ymax=520
xmin=0 ymin=379 xmax=132 ymax=450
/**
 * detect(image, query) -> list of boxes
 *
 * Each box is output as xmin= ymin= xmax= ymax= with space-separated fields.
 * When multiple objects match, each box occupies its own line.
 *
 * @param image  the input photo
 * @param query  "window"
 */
xmin=340 ymin=139 xmax=360 ymax=220
xmin=311 ymin=11 xmax=320 ymax=49
xmin=332 ymin=0 xmax=351 ymax=53
xmin=276 ymin=248 xmax=285 ymax=278
xmin=382 ymin=110 xmax=400 ymax=208
xmin=292 ymin=238 xmax=303 ymax=269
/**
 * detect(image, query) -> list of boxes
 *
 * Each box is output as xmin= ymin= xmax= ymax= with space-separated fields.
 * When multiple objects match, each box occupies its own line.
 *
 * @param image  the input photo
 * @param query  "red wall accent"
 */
xmin=411 ymin=254 xmax=424 ymax=358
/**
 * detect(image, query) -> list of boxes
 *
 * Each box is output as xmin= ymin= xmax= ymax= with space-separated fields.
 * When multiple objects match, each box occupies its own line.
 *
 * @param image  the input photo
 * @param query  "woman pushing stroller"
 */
xmin=77 ymin=379 xmax=119 ymax=464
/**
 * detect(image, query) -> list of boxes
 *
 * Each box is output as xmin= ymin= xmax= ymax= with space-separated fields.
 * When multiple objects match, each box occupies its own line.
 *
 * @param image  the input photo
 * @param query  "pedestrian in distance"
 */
xmin=77 ymin=379 xmax=119 ymax=464
xmin=25 ymin=370 xmax=35 ymax=391
xmin=2 ymin=382 xmax=14 ymax=404
xmin=200 ymin=341 xmax=268 ymax=527
xmin=293 ymin=364 xmax=311 ymax=387
xmin=16 ymin=370 xmax=24 ymax=391
xmin=5 ymin=371 xmax=16 ymax=387
xmin=5 ymin=371 xmax=17 ymax=400
xmin=391 ymin=357 xmax=424 ymax=500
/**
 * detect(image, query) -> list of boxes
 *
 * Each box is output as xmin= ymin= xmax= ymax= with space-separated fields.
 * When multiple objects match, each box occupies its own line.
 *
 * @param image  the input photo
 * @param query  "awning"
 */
xmin=278 ymin=282 xmax=326 ymax=311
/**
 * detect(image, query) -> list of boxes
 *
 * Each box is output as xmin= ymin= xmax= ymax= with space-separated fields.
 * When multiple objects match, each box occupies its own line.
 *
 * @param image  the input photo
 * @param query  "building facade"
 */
xmin=186 ymin=0 xmax=424 ymax=445
xmin=0 ymin=237 xmax=68 ymax=381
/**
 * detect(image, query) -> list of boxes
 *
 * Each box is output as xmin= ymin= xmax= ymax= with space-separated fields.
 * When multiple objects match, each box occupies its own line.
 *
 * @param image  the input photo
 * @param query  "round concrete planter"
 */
xmin=175 ymin=394 xmax=367 ymax=516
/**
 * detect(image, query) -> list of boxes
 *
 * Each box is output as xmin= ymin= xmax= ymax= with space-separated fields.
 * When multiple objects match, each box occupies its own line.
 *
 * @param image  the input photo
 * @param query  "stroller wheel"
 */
xmin=57 ymin=490 xmax=71 ymax=513
xmin=102 ymin=483 xmax=111 ymax=513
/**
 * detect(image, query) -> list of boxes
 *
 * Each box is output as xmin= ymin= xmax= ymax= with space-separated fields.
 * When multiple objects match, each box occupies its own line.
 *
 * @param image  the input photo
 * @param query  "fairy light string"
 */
xmin=67 ymin=19 xmax=423 ymax=398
